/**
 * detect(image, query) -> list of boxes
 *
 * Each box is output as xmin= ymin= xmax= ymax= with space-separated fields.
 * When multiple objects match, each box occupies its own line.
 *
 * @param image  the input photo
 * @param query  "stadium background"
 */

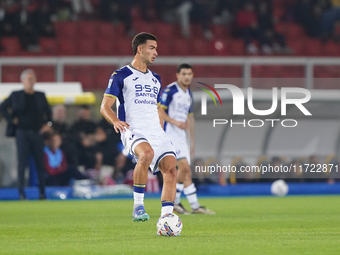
xmin=0 ymin=0 xmax=340 ymax=196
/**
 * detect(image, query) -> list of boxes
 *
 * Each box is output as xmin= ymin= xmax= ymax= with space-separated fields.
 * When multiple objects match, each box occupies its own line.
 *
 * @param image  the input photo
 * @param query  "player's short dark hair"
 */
xmin=177 ymin=63 xmax=193 ymax=73
xmin=132 ymin=32 xmax=157 ymax=56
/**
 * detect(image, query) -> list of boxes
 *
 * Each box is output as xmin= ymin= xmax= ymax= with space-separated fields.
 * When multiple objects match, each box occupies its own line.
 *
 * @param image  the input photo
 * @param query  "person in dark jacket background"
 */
xmin=0 ymin=69 xmax=51 ymax=200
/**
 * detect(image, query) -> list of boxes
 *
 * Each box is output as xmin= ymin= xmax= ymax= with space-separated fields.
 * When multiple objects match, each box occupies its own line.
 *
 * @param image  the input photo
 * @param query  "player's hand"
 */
xmin=112 ymin=120 xmax=130 ymax=133
xmin=190 ymin=147 xmax=195 ymax=160
xmin=175 ymin=121 xmax=188 ymax=130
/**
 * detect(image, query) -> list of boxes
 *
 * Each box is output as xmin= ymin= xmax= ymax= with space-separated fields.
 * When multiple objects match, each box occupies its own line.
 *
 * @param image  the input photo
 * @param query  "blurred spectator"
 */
xmin=257 ymin=1 xmax=292 ymax=54
xmin=97 ymin=118 xmax=135 ymax=180
xmin=321 ymin=6 xmax=340 ymax=41
xmin=56 ymin=0 xmax=73 ymax=21
xmin=52 ymin=104 xmax=68 ymax=137
xmin=51 ymin=104 xmax=79 ymax=166
xmin=35 ymin=1 xmax=56 ymax=37
xmin=305 ymin=4 xmax=323 ymax=38
xmin=236 ymin=2 xmax=265 ymax=54
xmin=12 ymin=0 xmax=40 ymax=51
xmin=212 ymin=0 xmax=238 ymax=25
xmin=294 ymin=0 xmax=340 ymax=41
xmin=294 ymin=0 xmax=313 ymax=28
xmin=71 ymin=0 xmax=93 ymax=20
xmin=0 ymin=0 xmax=15 ymax=38
xmin=70 ymin=105 xmax=104 ymax=171
xmin=190 ymin=0 xmax=214 ymax=39
xmin=43 ymin=132 xmax=87 ymax=186
xmin=156 ymin=0 xmax=213 ymax=39
xmin=99 ymin=0 xmax=134 ymax=36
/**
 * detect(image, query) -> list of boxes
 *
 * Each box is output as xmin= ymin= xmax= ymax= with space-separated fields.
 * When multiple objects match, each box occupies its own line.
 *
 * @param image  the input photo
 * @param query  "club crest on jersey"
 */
xmin=152 ymin=78 xmax=157 ymax=84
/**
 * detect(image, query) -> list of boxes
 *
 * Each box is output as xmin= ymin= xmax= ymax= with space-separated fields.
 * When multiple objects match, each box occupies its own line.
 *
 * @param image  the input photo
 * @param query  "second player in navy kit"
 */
xmin=160 ymin=64 xmax=215 ymax=215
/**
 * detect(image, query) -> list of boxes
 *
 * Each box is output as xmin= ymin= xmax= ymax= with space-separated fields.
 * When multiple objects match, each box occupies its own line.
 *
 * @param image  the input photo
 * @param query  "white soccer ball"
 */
xmin=156 ymin=213 xmax=182 ymax=237
xmin=271 ymin=179 xmax=289 ymax=196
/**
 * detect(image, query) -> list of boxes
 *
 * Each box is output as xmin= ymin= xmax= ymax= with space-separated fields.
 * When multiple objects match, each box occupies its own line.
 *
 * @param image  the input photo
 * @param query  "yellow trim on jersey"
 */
xmin=112 ymin=72 xmax=117 ymax=75
xmin=188 ymin=113 xmax=194 ymax=116
xmin=160 ymin=105 xmax=168 ymax=109
xmin=104 ymin=93 xmax=117 ymax=99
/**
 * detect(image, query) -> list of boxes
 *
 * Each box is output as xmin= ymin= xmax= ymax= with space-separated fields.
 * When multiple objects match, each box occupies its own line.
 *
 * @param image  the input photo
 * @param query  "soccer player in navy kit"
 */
xmin=100 ymin=33 xmax=177 ymax=222
xmin=160 ymin=64 xmax=215 ymax=214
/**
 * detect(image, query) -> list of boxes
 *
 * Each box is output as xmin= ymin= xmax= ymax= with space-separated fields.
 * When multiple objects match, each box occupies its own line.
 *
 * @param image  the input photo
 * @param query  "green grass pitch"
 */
xmin=0 ymin=196 xmax=339 ymax=255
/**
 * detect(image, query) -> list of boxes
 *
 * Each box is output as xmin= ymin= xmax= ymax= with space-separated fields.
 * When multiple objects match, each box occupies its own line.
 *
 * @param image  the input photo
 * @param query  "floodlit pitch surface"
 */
xmin=0 ymin=196 xmax=339 ymax=254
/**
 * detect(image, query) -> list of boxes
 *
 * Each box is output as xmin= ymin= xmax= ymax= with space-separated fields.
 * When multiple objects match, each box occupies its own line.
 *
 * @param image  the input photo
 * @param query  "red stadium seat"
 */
xmin=323 ymin=41 xmax=340 ymax=56
xmin=154 ymin=22 xmax=174 ymax=39
xmin=156 ymin=39 xmax=172 ymax=55
xmin=94 ymin=65 xmax=116 ymax=89
xmin=192 ymin=39 xmax=209 ymax=56
xmin=97 ymin=22 xmax=116 ymax=41
xmin=95 ymin=38 xmax=114 ymax=56
xmin=58 ymin=38 xmax=76 ymax=56
xmin=64 ymin=66 xmax=78 ymax=82
xmin=76 ymin=39 xmax=95 ymax=56
xmin=115 ymin=23 xmax=126 ymax=36
xmin=225 ymin=66 xmax=243 ymax=78
xmin=190 ymin=24 xmax=203 ymax=39
xmin=275 ymin=23 xmax=286 ymax=34
xmin=273 ymin=7 xmax=285 ymax=19
xmin=1 ymin=66 xmax=22 ymax=82
xmin=229 ymin=39 xmax=245 ymax=55
xmin=114 ymin=38 xmax=133 ymax=56
xmin=1 ymin=37 xmax=22 ymax=56
xmin=285 ymin=23 xmax=305 ymax=39
xmin=40 ymin=38 xmax=57 ymax=55
xmin=133 ymin=21 xmax=155 ymax=34
xmin=78 ymin=21 xmax=97 ymax=40
xmin=35 ymin=66 xmax=55 ymax=82
xmin=173 ymin=39 xmax=190 ymax=56
xmin=287 ymin=38 xmax=305 ymax=56
xmin=315 ymin=66 xmax=340 ymax=78
xmin=304 ymin=39 xmax=322 ymax=56
xmin=252 ymin=66 xmax=277 ymax=78
xmin=55 ymin=21 xmax=78 ymax=38
xmin=280 ymin=66 xmax=305 ymax=78
xmin=212 ymin=25 xmax=228 ymax=39
xmin=74 ymin=66 xmax=94 ymax=89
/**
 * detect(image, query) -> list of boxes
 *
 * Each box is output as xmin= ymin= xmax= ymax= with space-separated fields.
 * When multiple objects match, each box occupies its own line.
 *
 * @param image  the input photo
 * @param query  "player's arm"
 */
xmin=100 ymin=96 xmax=129 ymax=133
xmin=158 ymin=104 xmax=164 ymax=129
xmin=187 ymin=113 xmax=195 ymax=158
xmin=159 ymin=107 xmax=187 ymax=130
